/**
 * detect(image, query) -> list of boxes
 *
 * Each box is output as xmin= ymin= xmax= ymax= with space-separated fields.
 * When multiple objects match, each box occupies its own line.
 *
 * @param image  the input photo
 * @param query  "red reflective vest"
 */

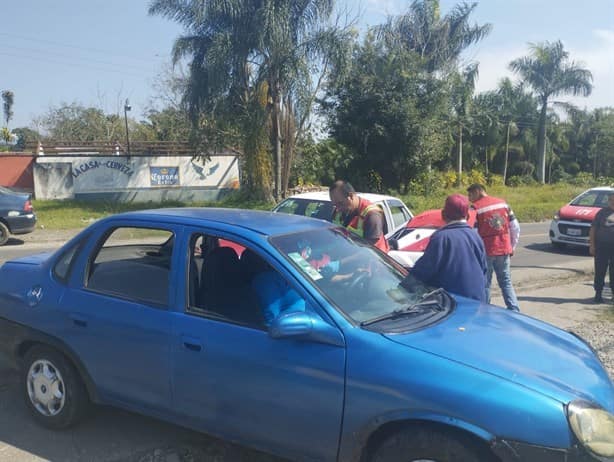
xmin=333 ymin=198 xmax=390 ymax=253
xmin=472 ymin=195 xmax=513 ymax=256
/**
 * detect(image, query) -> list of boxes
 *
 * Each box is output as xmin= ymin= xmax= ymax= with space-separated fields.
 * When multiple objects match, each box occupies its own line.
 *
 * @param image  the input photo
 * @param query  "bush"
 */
xmin=507 ymin=175 xmax=537 ymax=187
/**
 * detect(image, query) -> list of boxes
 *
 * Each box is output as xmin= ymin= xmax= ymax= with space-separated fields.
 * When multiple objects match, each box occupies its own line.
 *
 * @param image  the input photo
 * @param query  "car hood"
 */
xmin=384 ymin=301 xmax=614 ymax=408
xmin=559 ymin=204 xmax=600 ymax=221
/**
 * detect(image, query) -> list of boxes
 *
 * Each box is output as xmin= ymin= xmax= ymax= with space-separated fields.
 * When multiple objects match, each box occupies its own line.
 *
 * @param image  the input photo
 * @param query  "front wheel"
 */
xmin=371 ymin=428 xmax=493 ymax=462
xmin=21 ymin=346 xmax=89 ymax=429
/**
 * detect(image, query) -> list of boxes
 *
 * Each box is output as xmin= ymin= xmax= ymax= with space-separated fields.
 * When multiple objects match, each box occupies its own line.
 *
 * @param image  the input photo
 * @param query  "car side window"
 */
xmin=53 ymin=238 xmax=86 ymax=283
xmin=187 ymin=233 xmax=306 ymax=329
xmin=573 ymin=191 xmax=599 ymax=206
xmin=387 ymin=200 xmax=412 ymax=229
xmin=86 ymin=227 xmax=173 ymax=307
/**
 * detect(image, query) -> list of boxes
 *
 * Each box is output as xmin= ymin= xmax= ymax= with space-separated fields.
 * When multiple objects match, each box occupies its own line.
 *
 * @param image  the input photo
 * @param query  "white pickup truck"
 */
xmin=273 ymin=190 xmax=413 ymax=240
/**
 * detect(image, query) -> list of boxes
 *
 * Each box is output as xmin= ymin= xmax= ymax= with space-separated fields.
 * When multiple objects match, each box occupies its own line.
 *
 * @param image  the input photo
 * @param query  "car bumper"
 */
xmin=6 ymin=213 xmax=37 ymax=235
xmin=549 ymin=219 xmax=590 ymax=247
xmin=492 ymin=438 xmax=606 ymax=462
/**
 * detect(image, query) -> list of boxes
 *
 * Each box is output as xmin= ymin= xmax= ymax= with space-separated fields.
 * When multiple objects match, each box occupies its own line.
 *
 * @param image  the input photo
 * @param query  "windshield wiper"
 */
xmin=360 ymin=288 xmax=448 ymax=326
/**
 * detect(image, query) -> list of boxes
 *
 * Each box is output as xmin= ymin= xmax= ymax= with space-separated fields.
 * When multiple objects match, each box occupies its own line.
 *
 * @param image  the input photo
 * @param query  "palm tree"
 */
xmin=149 ymin=0 xmax=348 ymax=200
xmin=1 ymin=90 xmax=14 ymax=128
xmin=377 ymin=0 xmax=491 ymax=72
xmin=509 ymin=40 xmax=592 ymax=183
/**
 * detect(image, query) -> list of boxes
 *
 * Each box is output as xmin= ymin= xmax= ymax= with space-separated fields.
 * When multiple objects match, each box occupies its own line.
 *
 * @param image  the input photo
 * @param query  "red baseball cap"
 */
xmin=443 ymin=193 xmax=469 ymax=220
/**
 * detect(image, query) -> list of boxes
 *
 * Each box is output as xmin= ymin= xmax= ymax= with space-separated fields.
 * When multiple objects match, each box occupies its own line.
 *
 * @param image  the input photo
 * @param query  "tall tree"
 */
xmin=149 ymin=0 xmax=349 ymax=200
xmin=2 ymin=90 xmax=14 ymax=128
xmin=377 ymin=0 xmax=491 ymax=72
xmin=509 ymin=40 xmax=592 ymax=183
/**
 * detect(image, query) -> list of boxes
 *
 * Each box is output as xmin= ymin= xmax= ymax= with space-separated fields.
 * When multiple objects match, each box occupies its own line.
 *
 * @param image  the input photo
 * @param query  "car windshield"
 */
xmin=571 ymin=190 xmax=610 ymax=207
xmin=271 ymin=228 xmax=452 ymax=325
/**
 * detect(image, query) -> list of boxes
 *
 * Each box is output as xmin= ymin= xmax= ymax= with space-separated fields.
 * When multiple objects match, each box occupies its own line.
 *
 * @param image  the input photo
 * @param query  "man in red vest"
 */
xmin=467 ymin=184 xmax=520 ymax=311
xmin=329 ymin=180 xmax=389 ymax=253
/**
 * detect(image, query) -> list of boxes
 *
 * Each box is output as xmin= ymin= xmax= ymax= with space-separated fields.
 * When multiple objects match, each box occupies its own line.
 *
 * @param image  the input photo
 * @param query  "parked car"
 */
xmin=1 ymin=208 xmax=613 ymax=462
xmin=0 ymin=185 xmax=36 ymax=245
xmin=549 ymin=186 xmax=614 ymax=248
xmin=273 ymin=190 xmax=413 ymax=239
xmin=388 ymin=208 xmax=477 ymax=268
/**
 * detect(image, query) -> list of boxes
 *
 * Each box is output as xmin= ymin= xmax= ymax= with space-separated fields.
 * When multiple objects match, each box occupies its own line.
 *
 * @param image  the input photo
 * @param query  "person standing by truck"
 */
xmin=467 ymin=184 xmax=520 ymax=311
xmin=329 ymin=180 xmax=389 ymax=253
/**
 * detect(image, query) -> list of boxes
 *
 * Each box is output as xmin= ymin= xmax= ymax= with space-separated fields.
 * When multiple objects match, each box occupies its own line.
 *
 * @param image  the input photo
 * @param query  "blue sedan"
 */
xmin=0 ymin=208 xmax=612 ymax=462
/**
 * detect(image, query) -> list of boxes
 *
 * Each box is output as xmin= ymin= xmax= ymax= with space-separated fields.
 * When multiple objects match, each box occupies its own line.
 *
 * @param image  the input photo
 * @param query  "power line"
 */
xmin=0 ymin=51 xmax=146 ymax=79
xmin=0 ymin=31 xmax=169 ymax=64
xmin=3 ymin=44 xmax=156 ymax=73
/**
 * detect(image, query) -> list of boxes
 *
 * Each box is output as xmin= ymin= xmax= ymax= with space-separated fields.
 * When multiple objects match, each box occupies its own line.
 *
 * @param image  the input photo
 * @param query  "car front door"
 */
xmin=171 ymin=230 xmax=346 ymax=462
xmin=60 ymin=223 xmax=176 ymax=411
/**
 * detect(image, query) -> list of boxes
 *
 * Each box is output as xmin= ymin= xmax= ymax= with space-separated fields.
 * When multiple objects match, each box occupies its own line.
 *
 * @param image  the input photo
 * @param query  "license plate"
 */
xmin=567 ymin=228 xmax=581 ymax=236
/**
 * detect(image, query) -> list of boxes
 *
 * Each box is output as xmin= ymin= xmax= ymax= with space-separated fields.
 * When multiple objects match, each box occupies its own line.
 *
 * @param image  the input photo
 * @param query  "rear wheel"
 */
xmin=0 ymin=221 xmax=9 ymax=246
xmin=21 ymin=346 xmax=89 ymax=429
xmin=371 ymin=428 xmax=493 ymax=462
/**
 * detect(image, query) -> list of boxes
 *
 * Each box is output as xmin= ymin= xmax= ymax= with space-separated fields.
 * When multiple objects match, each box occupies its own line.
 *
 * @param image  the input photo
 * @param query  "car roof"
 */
xmin=587 ymin=186 xmax=614 ymax=192
xmin=284 ymin=190 xmax=400 ymax=202
xmin=105 ymin=207 xmax=331 ymax=236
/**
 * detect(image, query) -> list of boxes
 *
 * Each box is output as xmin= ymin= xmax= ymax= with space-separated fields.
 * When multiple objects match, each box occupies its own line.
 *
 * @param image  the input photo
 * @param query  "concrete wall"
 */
xmin=0 ymin=155 xmax=35 ymax=192
xmin=34 ymin=154 xmax=240 ymax=202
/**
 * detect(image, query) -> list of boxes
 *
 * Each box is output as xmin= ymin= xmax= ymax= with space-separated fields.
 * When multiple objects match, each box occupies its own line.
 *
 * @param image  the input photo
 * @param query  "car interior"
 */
xmin=189 ymin=233 xmax=271 ymax=327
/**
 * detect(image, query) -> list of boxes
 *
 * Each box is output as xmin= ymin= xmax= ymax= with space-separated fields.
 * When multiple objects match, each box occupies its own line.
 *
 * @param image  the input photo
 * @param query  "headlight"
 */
xmin=553 ymin=212 xmax=560 ymax=221
xmin=568 ymin=400 xmax=614 ymax=457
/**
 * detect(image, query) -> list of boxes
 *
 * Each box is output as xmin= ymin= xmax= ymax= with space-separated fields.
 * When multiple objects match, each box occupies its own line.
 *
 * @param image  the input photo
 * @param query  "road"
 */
xmin=0 ymin=221 xmax=592 ymax=268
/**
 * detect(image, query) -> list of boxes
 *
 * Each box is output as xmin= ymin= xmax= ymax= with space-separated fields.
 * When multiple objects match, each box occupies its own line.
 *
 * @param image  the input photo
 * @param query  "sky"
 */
xmin=1 ymin=0 xmax=613 ymax=130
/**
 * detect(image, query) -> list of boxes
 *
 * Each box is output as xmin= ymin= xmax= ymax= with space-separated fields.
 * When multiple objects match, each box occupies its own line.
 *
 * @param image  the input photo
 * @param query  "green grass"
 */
xmin=400 ymin=183 xmax=587 ymax=222
xmin=32 ymin=183 xmax=588 ymax=230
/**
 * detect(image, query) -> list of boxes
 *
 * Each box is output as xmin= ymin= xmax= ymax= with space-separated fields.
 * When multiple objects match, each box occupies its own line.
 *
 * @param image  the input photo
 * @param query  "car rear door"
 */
xmin=60 ymin=222 xmax=177 ymax=411
xmin=170 ymin=228 xmax=346 ymax=462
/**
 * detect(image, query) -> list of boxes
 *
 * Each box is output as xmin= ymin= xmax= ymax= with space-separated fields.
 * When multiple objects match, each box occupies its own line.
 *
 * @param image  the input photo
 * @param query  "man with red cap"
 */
xmin=401 ymin=194 xmax=488 ymax=301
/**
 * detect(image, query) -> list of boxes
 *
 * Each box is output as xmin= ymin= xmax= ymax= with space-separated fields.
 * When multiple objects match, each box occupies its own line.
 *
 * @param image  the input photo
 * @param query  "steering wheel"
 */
xmin=347 ymin=270 xmax=370 ymax=293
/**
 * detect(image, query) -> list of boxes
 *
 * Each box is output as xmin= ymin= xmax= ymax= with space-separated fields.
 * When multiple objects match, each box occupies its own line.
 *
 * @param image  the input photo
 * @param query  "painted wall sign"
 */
xmin=71 ymin=159 xmax=135 ymax=178
xmin=150 ymin=166 xmax=180 ymax=186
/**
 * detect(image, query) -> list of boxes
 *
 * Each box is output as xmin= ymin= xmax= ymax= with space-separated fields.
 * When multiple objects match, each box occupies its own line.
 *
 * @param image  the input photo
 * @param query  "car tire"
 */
xmin=371 ymin=427 xmax=493 ymax=462
xmin=21 ymin=346 xmax=90 ymax=429
xmin=0 ymin=221 xmax=9 ymax=246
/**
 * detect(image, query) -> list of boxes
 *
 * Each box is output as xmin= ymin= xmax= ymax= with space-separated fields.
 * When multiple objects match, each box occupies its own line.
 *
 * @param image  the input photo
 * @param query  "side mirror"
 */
xmin=269 ymin=312 xmax=344 ymax=347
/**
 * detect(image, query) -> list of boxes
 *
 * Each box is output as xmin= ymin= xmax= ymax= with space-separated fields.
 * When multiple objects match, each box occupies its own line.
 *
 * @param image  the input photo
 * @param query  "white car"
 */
xmin=549 ymin=186 xmax=614 ymax=248
xmin=273 ymin=191 xmax=413 ymax=239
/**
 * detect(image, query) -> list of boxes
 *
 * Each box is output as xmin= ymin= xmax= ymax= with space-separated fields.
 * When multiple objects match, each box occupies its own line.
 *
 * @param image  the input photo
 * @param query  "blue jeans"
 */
xmin=486 ymin=255 xmax=519 ymax=311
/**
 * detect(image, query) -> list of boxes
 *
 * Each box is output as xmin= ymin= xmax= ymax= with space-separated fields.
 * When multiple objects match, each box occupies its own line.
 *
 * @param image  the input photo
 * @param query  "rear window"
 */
xmin=275 ymin=198 xmax=334 ymax=221
xmin=86 ymin=227 xmax=174 ymax=307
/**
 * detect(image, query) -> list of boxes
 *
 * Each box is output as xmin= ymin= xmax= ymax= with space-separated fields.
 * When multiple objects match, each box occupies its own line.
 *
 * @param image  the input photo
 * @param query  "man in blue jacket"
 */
xmin=403 ymin=194 xmax=488 ymax=302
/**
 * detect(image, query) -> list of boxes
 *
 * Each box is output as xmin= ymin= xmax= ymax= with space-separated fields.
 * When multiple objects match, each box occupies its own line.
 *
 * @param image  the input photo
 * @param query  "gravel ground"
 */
xmin=570 ymin=318 xmax=614 ymax=380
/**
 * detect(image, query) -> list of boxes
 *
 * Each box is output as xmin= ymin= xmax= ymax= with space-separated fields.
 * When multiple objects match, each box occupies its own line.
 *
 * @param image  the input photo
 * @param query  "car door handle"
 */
xmin=181 ymin=336 xmax=202 ymax=352
xmin=70 ymin=315 xmax=88 ymax=328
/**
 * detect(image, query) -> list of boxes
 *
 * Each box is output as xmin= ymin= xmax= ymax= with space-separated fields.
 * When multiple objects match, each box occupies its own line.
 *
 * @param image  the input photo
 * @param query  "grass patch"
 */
xmin=32 ymin=183 xmax=588 ymax=230
xmin=399 ymin=183 xmax=587 ymax=222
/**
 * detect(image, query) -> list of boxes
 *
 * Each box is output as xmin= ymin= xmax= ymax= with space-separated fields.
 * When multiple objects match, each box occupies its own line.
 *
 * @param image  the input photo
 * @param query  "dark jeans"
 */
xmin=593 ymin=246 xmax=614 ymax=293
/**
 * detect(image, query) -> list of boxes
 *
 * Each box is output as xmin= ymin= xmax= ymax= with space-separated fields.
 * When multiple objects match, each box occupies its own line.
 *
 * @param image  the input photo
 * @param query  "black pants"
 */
xmin=594 ymin=246 xmax=614 ymax=293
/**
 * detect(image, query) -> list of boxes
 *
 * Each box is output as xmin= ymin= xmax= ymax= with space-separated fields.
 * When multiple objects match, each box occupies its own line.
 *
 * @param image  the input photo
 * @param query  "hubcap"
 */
xmin=27 ymin=360 xmax=66 ymax=417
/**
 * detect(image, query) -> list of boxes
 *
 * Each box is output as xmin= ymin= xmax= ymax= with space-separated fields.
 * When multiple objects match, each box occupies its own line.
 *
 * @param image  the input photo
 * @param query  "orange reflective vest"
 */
xmin=472 ymin=195 xmax=513 ymax=256
xmin=333 ymin=198 xmax=390 ymax=252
